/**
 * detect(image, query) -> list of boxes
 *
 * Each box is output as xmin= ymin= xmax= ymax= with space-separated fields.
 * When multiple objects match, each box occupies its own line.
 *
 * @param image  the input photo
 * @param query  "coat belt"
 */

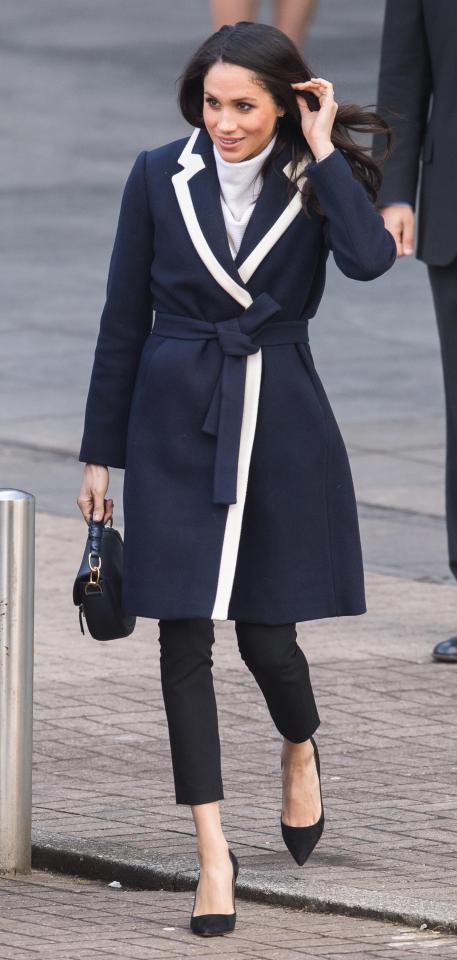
xmin=152 ymin=293 xmax=310 ymax=506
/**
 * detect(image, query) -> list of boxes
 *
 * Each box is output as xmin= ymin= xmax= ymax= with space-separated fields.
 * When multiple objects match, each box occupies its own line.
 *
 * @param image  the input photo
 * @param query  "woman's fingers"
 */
xmin=92 ymin=490 xmax=106 ymax=522
xmin=291 ymin=79 xmax=336 ymax=104
xmin=77 ymin=492 xmax=95 ymax=524
xmin=104 ymin=498 xmax=114 ymax=524
xmin=291 ymin=79 xmax=337 ymax=114
xmin=291 ymin=78 xmax=334 ymax=92
xmin=94 ymin=497 xmax=114 ymax=524
xmin=76 ymin=494 xmax=114 ymax=524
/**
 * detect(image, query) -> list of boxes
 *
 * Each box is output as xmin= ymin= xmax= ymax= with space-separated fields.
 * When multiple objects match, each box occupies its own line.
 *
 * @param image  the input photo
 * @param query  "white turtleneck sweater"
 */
xmin=213 ymin=132 xmax=278 ymax=258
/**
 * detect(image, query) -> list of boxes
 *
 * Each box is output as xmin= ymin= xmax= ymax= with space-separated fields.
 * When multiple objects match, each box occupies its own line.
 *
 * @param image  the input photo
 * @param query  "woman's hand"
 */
xmin=290 ymin=77 xmax=338 ymax=161
xmin=77 ymin=463 xmax=114 ymax=524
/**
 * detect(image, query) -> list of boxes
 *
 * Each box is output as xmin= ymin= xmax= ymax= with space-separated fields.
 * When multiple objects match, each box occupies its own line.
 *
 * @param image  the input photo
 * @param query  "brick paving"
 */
xmin=29 ymin=510 xmax=457 ymax=929
xmin=1 ymin=869 xmax=457 ymax=960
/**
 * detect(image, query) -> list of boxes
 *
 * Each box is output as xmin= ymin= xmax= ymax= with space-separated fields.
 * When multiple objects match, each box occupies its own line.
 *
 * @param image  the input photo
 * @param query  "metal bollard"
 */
xmin=0 ymin=489 xmax=35 ymax=874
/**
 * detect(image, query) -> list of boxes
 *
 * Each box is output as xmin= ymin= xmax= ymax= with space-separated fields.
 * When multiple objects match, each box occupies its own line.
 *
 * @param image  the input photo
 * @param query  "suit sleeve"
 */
xmin=304 ymin=148 xmax=397 ymax=280
xmin=372 ymin=0 xmax=432 ymax=208
xmin=78 ymin=150 xmax=154 ymax=469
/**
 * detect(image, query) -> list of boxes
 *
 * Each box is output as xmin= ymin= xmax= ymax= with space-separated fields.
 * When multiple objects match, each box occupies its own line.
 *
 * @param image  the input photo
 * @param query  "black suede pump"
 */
xmin=280 ymin=735 xmax=324 ymax=866
xmin=190 ymin=847 xmax=239 ymax=936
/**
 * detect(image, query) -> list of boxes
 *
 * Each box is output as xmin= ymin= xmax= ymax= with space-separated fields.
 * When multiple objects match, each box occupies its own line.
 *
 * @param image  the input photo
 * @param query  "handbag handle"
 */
xmin=86 ymin=515 xmax=114 ymax=592
xmin=87 ymin=515 xmax=112 ymax=550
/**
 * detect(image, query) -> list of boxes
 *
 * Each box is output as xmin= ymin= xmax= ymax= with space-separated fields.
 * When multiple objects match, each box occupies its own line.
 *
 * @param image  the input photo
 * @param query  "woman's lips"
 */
xmin=218 ymin=136 xmax=244 ymax=148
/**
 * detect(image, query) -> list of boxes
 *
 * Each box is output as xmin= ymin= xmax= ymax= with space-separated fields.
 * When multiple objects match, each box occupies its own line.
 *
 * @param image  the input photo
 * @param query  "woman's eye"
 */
xmin=205 ymin=98 xmax=251 ymax=111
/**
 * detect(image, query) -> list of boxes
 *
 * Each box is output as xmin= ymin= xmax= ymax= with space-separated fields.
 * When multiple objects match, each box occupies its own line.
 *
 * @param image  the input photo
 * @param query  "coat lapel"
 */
xmin=171 ymin=126 xmax=308 ymax=304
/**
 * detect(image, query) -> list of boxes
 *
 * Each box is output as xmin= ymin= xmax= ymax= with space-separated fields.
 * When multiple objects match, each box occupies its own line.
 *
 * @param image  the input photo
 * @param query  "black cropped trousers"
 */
xmin=157 ymin=618 xmax=320 ymax=805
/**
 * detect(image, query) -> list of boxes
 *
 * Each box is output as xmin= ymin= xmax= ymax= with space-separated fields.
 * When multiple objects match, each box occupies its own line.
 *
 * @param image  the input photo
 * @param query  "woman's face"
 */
xmin=203 ymin=61 xmax=284 ymax=162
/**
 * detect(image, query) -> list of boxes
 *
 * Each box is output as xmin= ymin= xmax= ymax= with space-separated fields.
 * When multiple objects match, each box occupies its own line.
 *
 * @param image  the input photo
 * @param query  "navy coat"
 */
xmin=79 ymin=126 xmax=397 ymax=624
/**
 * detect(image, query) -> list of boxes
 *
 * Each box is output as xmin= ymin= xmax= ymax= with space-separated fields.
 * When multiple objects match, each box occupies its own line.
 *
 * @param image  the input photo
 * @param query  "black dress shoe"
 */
xmin=280 ymin=735 xmax=325 ymax=866
xmin=432 ymin=636 xmax=457 ymax=662
xmin=190 ymin=847 xmax=239 ymax=937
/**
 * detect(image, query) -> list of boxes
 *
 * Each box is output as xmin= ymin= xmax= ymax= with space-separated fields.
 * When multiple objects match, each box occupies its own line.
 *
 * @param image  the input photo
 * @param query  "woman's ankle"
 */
xmin=282 ymin=736 xmax=314 ymax=767
xmin=196 ymin=836 xmax=230 ymax=866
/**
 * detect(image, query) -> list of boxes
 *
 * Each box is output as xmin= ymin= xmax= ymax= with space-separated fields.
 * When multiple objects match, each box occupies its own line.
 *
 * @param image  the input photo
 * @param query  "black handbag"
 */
xmin=73 ymin=516 xmax=136 ymax=641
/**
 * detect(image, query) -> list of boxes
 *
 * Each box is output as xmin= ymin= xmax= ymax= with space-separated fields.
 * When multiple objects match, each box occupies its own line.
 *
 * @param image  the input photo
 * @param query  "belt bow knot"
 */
xmin=152 ymin=293 xmax=310 ymax=506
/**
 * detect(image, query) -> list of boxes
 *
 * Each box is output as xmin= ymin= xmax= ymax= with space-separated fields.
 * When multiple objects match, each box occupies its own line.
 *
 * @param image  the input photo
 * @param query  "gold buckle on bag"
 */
xmin=85 ymin=552 xmax=102 ymax=593
xmin=84 ymin=514 xmax=112 ymax=593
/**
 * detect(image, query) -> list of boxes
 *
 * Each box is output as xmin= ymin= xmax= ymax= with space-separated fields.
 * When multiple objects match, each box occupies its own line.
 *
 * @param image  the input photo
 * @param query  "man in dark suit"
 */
xmin=373 ymin=0 xmax=457 ymax=662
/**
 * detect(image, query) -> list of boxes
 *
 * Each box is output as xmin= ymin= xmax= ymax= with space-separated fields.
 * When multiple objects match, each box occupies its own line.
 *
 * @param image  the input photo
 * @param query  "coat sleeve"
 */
xmin=372 ymin=0 xmax=432 ymax=209
xmin=304 ymin=147 xmax=397 ymax=280
xmin=78 ymin=150 xmax=154 ymax=469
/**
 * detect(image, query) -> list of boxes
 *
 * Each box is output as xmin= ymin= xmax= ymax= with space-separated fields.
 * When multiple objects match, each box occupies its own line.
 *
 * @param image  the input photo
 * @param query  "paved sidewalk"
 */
xmin=30 ymin=511 xmax=457 ymax=933
xmin=1 ymin=870 xmax=457 ymax=960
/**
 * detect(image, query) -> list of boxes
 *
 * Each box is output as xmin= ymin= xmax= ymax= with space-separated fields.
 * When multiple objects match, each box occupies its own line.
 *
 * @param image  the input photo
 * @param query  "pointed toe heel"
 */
xmin=280 ymin=735 xmax=325 ymax=866
xmin=190 ymin=848 xmax=239 ymax=936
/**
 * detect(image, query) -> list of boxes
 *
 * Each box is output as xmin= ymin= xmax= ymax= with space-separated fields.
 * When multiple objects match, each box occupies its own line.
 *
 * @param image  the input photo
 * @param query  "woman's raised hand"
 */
xmin=77 ymin=464 xmax=114 ymax=524
xmin=290 ymin=77 xmax=337 ymax=161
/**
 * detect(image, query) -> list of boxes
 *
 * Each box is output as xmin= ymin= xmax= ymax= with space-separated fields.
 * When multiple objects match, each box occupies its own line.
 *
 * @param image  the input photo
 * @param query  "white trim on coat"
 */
xmin=238 ymin=161 xmax=306 ymax=284
xmin=172 ymin=129 xmax=307 ymax=621
xmin=210 ymin=349 xmax=262 ymax=619
xmin=172 ymin=128 xmax=252 ymax=309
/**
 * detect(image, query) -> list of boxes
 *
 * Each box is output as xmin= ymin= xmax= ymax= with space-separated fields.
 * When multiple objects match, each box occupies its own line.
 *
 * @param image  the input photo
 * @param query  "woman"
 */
xmin=77 ymin=22 xmax=396 ymax=937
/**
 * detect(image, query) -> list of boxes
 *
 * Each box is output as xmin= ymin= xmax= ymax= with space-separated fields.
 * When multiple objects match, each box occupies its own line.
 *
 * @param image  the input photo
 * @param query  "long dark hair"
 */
xmin=177 ymin=21 xmax=392 ymax=215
